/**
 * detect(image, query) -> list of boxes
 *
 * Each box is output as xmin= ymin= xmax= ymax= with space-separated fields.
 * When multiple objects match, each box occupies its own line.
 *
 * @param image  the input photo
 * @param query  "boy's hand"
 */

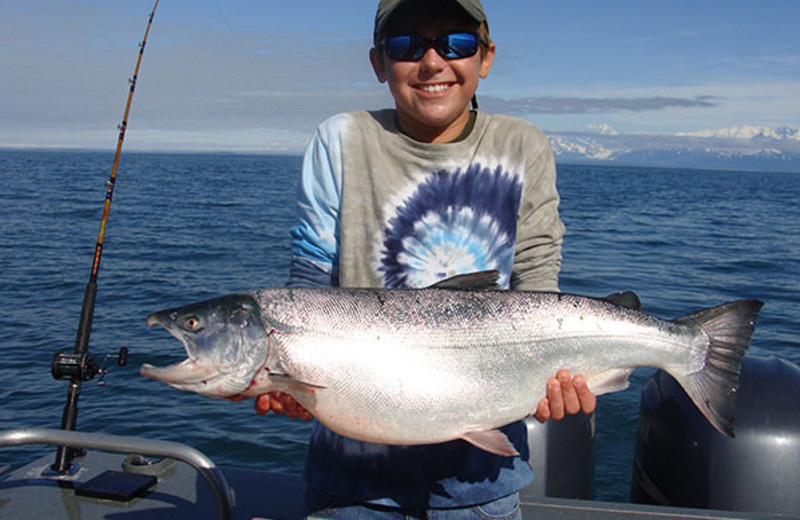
xmin=533 ymin=369 xmax=596 ymax=422
xmin=254 ymin=392 xmax=312 ymax=421
xmin=255 ymin=369 xmax=595 ymax=424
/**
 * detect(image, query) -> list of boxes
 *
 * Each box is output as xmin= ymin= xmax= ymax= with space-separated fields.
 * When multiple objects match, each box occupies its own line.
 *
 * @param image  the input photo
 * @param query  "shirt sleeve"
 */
xmin=511 ymin=136 xmax=565 ymax=292
xmin=287 ymin=121 xmax=344 ymax=287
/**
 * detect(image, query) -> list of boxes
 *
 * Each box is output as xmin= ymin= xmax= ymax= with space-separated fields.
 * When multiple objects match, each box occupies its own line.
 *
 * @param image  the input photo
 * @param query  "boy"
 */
xmin=257 ymin=1 xmax=596 ymax=518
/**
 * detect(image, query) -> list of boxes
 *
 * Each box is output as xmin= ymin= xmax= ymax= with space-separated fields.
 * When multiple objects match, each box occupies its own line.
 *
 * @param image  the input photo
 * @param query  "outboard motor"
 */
xmin=631 ymin=355 xmax=800 ymax=515
xmin=525 ymin=413 xmax=595 ymax=499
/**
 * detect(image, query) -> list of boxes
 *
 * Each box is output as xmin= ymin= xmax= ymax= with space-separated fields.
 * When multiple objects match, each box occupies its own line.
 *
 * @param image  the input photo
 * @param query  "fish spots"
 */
xmin=374 ymin=293 xmax=389 ymax=320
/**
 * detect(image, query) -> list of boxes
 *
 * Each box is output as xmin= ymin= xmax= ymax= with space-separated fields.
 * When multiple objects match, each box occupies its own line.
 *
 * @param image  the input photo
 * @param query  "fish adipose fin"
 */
xmin=459 ymin=429 xmax=520 ymax=457
xmin=674 ymin=299 xmax=764 ymax=437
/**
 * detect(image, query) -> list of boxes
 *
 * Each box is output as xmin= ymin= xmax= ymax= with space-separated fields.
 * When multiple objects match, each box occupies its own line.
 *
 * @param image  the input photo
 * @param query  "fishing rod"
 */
xmin=50 ymin=0 xmax=160 ymax=475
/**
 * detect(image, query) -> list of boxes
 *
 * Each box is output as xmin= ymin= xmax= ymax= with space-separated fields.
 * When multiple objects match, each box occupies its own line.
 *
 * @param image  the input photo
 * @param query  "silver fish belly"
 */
xmin=142 ymin=285 xmax=762 ymax=456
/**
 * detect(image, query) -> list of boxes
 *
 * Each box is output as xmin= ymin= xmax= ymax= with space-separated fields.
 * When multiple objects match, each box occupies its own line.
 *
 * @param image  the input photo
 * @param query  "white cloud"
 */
xmin=2 ymin=1 xmax=798 ymax=152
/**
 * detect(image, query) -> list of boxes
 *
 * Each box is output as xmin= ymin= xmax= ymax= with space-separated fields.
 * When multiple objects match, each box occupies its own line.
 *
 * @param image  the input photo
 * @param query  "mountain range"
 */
xmin=547 ymin=125 xmax=800 ymax=173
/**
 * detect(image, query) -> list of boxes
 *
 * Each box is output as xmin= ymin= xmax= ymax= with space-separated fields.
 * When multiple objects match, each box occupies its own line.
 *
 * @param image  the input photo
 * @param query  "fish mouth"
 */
xmin=140 ymin=358 xmax=219 ymax=384
xmin=142 ymin=301 xmax=265 ymax=397
xmin=142 ymin=311 xmax=218 ymax=384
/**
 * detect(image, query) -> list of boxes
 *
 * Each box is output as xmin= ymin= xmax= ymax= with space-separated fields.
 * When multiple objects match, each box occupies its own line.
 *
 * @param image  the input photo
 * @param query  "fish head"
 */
xmin=141 ymin=294 xmax=271 ymax=398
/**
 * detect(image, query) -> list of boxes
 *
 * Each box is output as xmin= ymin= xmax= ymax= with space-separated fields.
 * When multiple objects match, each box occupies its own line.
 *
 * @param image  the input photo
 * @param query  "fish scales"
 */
xmin=142 ymin=276 xmax=762 ymax=455
xmin=254 ymin=289 xmax=694 ymax=440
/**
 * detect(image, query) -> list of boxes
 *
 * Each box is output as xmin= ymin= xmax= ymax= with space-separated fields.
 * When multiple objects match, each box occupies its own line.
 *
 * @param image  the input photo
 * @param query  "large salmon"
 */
xmin=141 ymin=273 xmax=762 ymax=456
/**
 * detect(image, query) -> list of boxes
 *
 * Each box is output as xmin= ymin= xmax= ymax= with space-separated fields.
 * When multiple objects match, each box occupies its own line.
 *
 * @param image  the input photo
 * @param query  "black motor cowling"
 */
xmin=631 ymin=355 xmax=800 ymax=515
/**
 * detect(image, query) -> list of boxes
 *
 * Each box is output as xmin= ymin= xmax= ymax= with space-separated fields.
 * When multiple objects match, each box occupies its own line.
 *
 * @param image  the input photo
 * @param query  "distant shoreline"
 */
xmin=1 ymin=147 xmax=797 ymax=175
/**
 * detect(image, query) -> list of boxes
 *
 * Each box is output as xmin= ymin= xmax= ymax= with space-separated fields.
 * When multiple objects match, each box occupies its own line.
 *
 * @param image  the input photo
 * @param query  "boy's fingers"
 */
xmin=533 ymin=397 xmax=551 ymax=423
xmin=573 ymin=375 xmax=597 ymax=414
xmin=547 ymin=376 xmax=565 ymax=420
xmin=290 ymin=399 xmax=312 ymax=420
xmin=286 ymin=398 xmax=307 ymax=419
xmin=254 ymin=392 xmax=312 ymax=421
xmin=558 ymin=369 xmax=581 ymax=415
xmin=298 ymin=407 xmax=313 ymax=421
xmin=254 ymin=394 xmax=271 ymax=415
xmin=271 ymin=395 xmax=286 ymax=413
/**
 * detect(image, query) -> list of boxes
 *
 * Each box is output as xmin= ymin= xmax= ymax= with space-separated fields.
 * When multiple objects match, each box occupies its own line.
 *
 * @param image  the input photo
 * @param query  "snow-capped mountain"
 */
xmin=677 ymin=125 xmax=800 ymax=142
xmin=548 ymin=135 xmax=618 ymax=160
xmin=585 ymin=124 xmax=619 ymax=136
xmin=548 ymin=125 xmax=800 ymax=172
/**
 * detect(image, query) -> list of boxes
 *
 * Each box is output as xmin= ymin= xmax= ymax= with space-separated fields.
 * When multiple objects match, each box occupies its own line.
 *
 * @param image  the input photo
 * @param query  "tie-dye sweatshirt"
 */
xmin=287 ymin=109 xmax=565 ymax=508
xmin=288 ymin=109 xmax=564 ymax=292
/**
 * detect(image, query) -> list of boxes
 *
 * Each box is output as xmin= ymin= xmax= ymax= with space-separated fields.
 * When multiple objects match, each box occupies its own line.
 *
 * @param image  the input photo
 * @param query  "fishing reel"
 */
xmin=51 ymin=347 xmax=129 ymax=385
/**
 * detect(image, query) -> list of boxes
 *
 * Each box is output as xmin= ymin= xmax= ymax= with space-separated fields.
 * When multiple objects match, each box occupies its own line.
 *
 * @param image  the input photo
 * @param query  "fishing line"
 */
xmin=208 ymin=0 xmax=309 ymax=150
xmin=50 ymin=0 xmax=160 ymax=475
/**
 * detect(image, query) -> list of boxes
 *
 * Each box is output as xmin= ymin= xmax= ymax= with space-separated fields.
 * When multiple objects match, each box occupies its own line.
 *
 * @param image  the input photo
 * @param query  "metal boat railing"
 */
xmin=0 ymin=428 xmax=234 ymax=520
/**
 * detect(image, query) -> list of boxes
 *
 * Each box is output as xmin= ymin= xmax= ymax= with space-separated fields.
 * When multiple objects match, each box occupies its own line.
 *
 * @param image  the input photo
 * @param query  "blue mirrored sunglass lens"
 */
xmin=384 ymin=33 xmax=479 ymax=61
xmin=440 ymin=33 xmax=479 ymax=58
xmin=385 ymin=36 xmax=419 ymax=60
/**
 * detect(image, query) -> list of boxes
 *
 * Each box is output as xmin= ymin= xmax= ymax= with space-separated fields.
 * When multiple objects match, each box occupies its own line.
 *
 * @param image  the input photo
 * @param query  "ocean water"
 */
xmin=0 ymin=149 xmax=798 ymax=503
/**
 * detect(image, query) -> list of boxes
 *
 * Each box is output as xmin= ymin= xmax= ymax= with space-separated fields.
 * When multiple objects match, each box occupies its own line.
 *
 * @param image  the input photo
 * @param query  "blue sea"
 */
xmin=1 ymin=149 xmax=798 ymax=503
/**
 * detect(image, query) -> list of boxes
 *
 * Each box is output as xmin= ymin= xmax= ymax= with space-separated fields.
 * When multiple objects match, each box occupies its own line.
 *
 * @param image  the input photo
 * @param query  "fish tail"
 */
xmin=674 ymin=299 xmax=764 ymax=437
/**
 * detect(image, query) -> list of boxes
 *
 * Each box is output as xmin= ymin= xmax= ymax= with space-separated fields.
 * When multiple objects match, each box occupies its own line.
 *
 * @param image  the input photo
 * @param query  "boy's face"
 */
xmin=370 ymin=21 xmax=495 ymax=144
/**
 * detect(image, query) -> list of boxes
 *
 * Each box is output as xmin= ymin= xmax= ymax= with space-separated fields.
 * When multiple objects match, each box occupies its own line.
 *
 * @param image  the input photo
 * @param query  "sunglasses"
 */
xmin=382 ymin=32 xmax=484 ymax=62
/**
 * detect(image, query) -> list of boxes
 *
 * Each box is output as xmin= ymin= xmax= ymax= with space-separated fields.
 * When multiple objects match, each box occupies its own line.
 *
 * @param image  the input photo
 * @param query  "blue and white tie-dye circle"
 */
xmin=380 ymin=163 xmax=522 ymax=289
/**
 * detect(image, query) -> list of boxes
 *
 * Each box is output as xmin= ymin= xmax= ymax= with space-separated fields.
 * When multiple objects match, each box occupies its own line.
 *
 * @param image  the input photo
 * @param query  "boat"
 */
xmin=3 ymin=4 xmax=798 ymax=519
xmin=2 ymin=351 xmax=799 ymax=519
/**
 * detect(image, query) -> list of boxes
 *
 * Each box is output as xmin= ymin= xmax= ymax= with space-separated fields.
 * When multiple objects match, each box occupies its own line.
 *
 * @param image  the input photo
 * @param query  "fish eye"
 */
xmin=183 ymin=315 xmax=203 ymax=332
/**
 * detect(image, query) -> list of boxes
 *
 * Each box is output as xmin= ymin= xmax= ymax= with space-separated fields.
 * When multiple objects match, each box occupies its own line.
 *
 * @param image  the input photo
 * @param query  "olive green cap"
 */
xmin=373 ymin=0 xmax=487 ymax=45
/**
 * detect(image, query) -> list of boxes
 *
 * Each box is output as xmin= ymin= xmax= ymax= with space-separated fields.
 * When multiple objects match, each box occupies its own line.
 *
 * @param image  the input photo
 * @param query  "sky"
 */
xmin=2 ymin=0 xmax=798 ymax=153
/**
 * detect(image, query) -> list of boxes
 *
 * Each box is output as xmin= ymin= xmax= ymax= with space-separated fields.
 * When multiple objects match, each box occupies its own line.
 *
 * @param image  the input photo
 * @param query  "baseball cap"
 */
xmin=373 ymin=0 xmax=487 ymax=45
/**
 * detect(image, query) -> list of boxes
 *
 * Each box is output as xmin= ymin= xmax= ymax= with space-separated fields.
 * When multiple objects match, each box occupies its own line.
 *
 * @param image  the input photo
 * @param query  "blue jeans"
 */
xmin=304 ymin=486 xmax=522 ymax=520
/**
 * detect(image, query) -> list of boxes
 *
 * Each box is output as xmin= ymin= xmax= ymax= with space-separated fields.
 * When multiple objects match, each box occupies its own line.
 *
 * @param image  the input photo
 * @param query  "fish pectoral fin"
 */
xmin=268 ymin=373 xmax=327 ymax=390
xmin=585 ymin=368 xmax=635 ymax=396
xmin=459 ymin=430 xmax=520 ymax=457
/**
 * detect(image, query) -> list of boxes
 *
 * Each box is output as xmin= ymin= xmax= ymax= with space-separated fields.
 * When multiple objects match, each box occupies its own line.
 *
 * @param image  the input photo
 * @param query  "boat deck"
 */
xmin=2 ymin=448 xmax=795 ymax=520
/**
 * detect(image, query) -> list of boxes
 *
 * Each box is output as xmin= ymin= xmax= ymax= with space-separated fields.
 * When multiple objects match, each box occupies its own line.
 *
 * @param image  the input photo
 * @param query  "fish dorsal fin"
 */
xmin=429 ymin=270 xmax=501 ymax=291
xmin=460 ymin=429 xmax=520 ymax=456
xmin=602 ymin=291 xmax=642 ymax=311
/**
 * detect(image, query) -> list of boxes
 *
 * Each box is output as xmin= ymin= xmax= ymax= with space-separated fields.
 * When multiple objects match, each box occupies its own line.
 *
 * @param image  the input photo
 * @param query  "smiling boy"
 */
xmin=256 ymin=1 xmax=595 ymax=518
xmin=368 ymin=2 xmax=494 ymax=144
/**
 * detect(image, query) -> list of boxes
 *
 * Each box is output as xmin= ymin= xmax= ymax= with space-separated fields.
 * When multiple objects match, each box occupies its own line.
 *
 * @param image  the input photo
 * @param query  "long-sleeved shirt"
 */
xmin=287 ymin=108 xmax=564 ymax=508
